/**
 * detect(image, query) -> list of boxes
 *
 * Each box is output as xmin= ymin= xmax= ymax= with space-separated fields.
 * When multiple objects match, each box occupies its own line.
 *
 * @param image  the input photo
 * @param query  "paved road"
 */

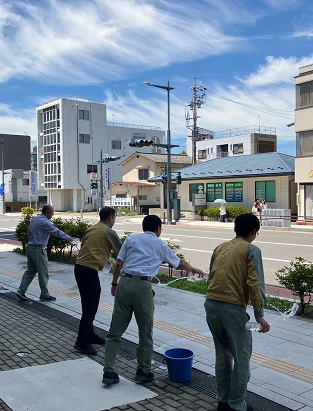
xmin=1 ymin=213 xmax=313 ymax=286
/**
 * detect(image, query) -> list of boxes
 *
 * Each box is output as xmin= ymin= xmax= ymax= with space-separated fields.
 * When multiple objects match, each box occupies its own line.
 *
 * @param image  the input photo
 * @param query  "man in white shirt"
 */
xmin=102 ymin=215 xmax=204 ymax=384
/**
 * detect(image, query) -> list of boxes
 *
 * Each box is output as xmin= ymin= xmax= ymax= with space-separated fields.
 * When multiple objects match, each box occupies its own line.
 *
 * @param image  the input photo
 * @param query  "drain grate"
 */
xmin=188 ymin=382 xmax=217 ymax=399
xmin=118 ymin=350 xmax=136 ymax=361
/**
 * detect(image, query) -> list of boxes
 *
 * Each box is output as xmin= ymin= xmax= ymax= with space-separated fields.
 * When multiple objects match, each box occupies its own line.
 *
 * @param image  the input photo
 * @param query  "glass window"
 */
xmin=79 ymin=134 xmax=90 ymax=144
xmin=225 ymin=182 xmax=243 ymax=202
xmin=255 ymin=180 xmax=275 ymax=202
xmin=79 ymin=110 xmax=90 ymax=120
xmin=87 ymin=164 xmax=98 ymax=173
xmin=22 ymin=179 xmax=29 ymax=186
xmin=198 ymin=150 xmax=207 ymax=159
xmin=189 ymin=183 xmax=205 ymax=201
xmin=233 ymin=143 xmax=244 ymax=154
xmin=112 ymin=140 xmax=122 ymax=150
xmin=206 ymin=183 xmax=223 ymax=202
xmin=138 ymin=195 xmax=147 ymax=200
xmin=138 ymin=169 xmax=149 ymax=180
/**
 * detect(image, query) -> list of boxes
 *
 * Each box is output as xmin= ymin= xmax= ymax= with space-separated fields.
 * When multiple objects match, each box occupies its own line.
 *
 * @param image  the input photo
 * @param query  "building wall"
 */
xmin=294 ymin=64 xmax=313 ymax=219
xmin=174 ymin=175 xmax=296 ymax=214
xmin=37 ymin=98 xmax=165 ymax=211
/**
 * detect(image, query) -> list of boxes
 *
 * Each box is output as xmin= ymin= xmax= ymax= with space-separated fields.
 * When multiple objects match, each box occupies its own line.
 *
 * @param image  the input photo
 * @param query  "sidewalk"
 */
xmin=0 ymin=243 xmax=312 ymax=411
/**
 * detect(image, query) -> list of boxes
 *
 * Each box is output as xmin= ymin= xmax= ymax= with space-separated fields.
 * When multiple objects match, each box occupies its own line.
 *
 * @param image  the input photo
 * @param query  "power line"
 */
xmin=205 ymin=90 xmax=294 ymax=120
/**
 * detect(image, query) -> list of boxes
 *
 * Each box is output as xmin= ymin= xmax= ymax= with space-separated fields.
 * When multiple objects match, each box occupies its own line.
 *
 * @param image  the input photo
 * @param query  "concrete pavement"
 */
xmin=0 ymin=236 xmax=312 ymax=411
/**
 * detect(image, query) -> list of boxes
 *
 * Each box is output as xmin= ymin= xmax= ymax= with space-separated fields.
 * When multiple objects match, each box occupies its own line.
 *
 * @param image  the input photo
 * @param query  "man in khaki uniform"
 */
xmin=74 ymin=207 xmax=122 ymax=355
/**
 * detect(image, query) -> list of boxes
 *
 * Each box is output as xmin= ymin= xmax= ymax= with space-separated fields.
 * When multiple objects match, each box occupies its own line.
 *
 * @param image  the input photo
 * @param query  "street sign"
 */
xmin=105 ymin=168 xmax=110 ymax=190
xmin=31 ymin=171 xmax=36 ymax=195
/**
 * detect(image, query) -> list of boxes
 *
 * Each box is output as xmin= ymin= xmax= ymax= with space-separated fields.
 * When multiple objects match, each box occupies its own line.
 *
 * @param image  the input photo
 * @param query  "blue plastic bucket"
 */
xmin=163 ymin=348 xmax=194 ymax=383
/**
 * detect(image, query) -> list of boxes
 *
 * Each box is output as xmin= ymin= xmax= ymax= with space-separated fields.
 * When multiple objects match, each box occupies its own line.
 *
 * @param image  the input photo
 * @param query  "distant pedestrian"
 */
xmin=74 ymin=207 xmax=122 ymax=356
xmin=16 ymin=205 xmax=73 ymax=301
xmin=205 ymin=213 xmax=270 ymax=411
xmin=219 ymin=203 xmax=227 ymax=223
xmin=102 ymin=215 xmax=204 ymax=385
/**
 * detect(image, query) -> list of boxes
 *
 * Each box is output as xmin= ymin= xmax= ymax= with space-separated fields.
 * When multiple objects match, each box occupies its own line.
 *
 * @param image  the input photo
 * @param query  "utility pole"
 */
xmin=186 ymin=78 xmax=206 ymax=164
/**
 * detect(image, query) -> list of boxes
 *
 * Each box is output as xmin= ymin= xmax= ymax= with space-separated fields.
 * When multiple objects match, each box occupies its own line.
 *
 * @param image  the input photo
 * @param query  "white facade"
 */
xmin=36 ymin=97 xmax=165 ymax=211
xmin=186 ymin=125 xmax=277 ymax=162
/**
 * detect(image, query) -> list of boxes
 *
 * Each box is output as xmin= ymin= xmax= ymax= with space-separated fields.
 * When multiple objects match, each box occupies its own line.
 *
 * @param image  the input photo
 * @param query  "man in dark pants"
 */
xmin=74 ymin=207 xmax=122 ymax=356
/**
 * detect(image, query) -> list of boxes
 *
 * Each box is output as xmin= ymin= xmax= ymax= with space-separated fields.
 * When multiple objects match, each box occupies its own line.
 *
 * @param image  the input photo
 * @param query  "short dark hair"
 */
xmin=42 ymin=204 xmax=53 ymax=214
xmin=99 ymin=207 xmax=116 ymax=221
xmin=235 ymin=213 xmax=260 ymax=237
xmin=142 ymin=215 xmax=162 ymax=232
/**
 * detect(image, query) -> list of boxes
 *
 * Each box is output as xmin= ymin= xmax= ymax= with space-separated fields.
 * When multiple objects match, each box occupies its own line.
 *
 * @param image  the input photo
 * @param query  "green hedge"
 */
xmin=198 ymin=205 xmax=251 ymax=220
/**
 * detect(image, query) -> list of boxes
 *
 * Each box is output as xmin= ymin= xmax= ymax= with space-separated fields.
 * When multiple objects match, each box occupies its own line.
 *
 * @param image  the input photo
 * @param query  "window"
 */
xmin=206 ymin=183 xmax=223 ymax=201
xmin=138 ymin=195 xmax=147 ymax=200
xmin=22 ymin=179 xmax=29 ymax=186
xmin=189 ymin=183 xmax=205 ymax=201
xmin=299 ymin=81 xmax=313 ymax=108
xmin=87 ymin=164 xmax=98 ymax=173
xmin=79 ymin=134 xmax=90 ymax=144
xmin=198 ymin=150 xmax=207 ymax=159
xmin=138 ymin=169 xmax=149 ymax=180
xmin=296 ymin=131 xmax=313 ymax=156
xmin=116 ymin=194 xmax=127 ymax=198
xmin=225 ymin=182 xmax=243 ymax=202
xmin=112 ymin=140 xmax=121 ymax=150
xmin=233 ymin=143 xmax=244 ymax=154
xmin=255 ymin=181 xmax=276 ymax=202
xmin=79 ymin=110 xmax=89 ymax=120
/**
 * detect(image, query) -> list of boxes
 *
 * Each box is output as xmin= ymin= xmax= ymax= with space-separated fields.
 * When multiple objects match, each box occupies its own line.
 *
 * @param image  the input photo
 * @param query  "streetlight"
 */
xmin=144 ymin=81 xmax=174 ymax=224
xmin=0 ymin=139 xmax=5 ymax=214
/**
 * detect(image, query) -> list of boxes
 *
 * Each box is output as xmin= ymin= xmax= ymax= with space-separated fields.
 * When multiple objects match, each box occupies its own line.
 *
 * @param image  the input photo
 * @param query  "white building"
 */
xmin=186 ymin=125 xmax=277 ymax=162
xmin=36 ymin=97 xmax=165 ymax=211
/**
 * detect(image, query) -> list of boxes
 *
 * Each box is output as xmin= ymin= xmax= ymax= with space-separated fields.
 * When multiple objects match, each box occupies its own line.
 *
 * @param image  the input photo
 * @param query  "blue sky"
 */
xmin=1 ymin=0 xmax=313 ymax=155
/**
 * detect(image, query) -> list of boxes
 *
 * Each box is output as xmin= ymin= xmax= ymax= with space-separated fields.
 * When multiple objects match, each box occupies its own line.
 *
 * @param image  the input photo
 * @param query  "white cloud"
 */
xmin=239 ymin=56 xmax=313 ymax=87
xmin=0 ymin=104 xmax=36 ymax=138
xmin=0 ymin=0 xmax=261 ymax=85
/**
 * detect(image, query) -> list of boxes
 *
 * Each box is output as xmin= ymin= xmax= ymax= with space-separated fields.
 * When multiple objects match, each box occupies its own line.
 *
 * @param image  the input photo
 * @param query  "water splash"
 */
xmin=155 ymin=275 xmax=205 ymax=287
xmin=268 ymin=302 xmax=299 ymax=326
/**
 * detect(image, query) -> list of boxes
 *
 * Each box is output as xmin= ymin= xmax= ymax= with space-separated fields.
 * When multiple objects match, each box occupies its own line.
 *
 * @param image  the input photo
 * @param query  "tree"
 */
xmin=276 ymin=257 xmax=313 ymax=314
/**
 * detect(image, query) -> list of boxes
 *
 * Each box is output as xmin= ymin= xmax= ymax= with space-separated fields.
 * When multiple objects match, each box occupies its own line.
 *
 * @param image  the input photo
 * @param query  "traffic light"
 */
xmin=176 ymin=172 xmax=182 ymax=185
xmin=129 ymin=139 xmax=154 ymax=147
xmin=90 ymin=181 xmax=98 ymax=189
xmin=104 ymin=156 xmax=119 ymax=163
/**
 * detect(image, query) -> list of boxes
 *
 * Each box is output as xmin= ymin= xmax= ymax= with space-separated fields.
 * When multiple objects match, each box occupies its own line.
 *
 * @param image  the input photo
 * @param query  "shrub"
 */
xmin=276 ymin=257 xmax=313 ymax=314
xmin=15 ymin=215 xmax=33 ymax=252
xmin=21 ymin=207 xmax=35 ymax=216
xmin=198 ymin=205 xmax=251 ymax=221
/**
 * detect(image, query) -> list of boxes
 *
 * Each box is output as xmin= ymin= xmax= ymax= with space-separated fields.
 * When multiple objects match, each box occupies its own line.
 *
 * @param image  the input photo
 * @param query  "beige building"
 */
xmin=110 ymin=152 xmax=192 ymax=214
xmin=294 ymin=64 xmax=313 ymax=220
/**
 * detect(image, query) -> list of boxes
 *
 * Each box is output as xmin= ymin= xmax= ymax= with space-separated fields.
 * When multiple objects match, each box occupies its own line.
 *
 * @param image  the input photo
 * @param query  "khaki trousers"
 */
xmin=103 ymin=276 xmax=154 ymax=374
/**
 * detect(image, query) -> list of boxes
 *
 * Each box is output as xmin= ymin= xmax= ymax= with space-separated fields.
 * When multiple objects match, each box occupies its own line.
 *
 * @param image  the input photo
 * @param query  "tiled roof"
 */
xmin=149 ymin=152 xmax=295 ymax=181
xmin=120 ymin=152 xmax=192 ymax=165
xmin=111 ymin=181 xmax=156 ymax=187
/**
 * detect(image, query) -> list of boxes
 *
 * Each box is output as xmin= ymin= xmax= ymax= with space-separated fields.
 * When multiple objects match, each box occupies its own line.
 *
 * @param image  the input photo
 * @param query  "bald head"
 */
xmin=42 ymin=205 xmax=54 ymax=220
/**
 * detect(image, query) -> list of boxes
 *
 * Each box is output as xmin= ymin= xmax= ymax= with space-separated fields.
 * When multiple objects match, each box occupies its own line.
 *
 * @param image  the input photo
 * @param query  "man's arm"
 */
xmin=177 ymin=259 xmax=204 ymax=277
xmin=111 ymin=258 xmax=124 ymax=296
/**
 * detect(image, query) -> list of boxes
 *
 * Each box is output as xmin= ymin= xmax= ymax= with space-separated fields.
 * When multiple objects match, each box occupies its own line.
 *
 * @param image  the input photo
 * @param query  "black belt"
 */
xmin=123 ymin=273 xmax=151 ymax=281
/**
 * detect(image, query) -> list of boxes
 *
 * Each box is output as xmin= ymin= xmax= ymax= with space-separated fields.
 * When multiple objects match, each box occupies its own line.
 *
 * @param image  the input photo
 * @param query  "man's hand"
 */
xmin=256 ymin=317 xmax=270 ymax=333
xmin=111 ymin=284 xmax=117 ymax=296
xmin=190 ymin=267 xmax=204 ymax=278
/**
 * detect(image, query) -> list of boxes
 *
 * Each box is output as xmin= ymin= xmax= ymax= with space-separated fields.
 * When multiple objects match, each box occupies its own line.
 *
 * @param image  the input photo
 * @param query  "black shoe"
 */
xmin=40 ymin=296 xmax=56 ymax=301
xmin=217 ymin=402 xmax=231 ymax=410
xmin=88 ymin=335 xmax=105 ymax=345
xmin=74 ymin=343 xmax=97 ymax=355
xmin=135 ymin=369 xmax=154 ymax=382
xmin=102 ymin=371 xmax=120 ymax=384
xmin=16 ymin=292 xmax=27 ymax=301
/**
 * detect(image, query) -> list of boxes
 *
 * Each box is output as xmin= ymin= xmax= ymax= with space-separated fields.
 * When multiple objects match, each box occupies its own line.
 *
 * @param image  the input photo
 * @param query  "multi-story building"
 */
xmin=294 ymin=63 xmax=313 ymax=220
xmin=36 ymin=97 xmax=164 ymax=211
xmin=186 ymin=125 xmax=277 ymax=162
